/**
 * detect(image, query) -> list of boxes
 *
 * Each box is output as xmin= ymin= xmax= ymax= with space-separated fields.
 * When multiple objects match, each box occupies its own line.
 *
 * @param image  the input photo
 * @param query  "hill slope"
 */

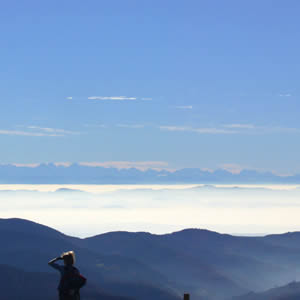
xmin=231 ymin=281 xmax=300 ymax=300
xmin=3 ymin=218 xmax=300 ymax=300
xmin=0 ymin=218 xmax=179 ymax=300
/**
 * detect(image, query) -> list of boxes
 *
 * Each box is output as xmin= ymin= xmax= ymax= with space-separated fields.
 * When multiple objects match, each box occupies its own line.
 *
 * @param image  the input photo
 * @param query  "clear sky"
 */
xmin=1 ymin=0 xmax=300 ymax=174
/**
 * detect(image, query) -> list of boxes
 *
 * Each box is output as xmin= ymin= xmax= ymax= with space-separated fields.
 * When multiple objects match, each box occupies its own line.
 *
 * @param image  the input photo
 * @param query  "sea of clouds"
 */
xmin=1 ymin=184 xmax=300 ymax=237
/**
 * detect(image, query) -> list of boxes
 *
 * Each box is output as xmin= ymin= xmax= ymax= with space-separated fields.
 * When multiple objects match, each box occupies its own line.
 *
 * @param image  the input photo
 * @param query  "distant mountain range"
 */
xmin=0 ymin=163 xmax=299 ymax=183
xmin=2 ymin=218 xmax=300 ymax=300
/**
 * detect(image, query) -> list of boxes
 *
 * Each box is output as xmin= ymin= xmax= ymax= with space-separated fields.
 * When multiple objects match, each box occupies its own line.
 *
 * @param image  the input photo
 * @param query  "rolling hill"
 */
xmin=2 ymin=218 xmax=300 ymax=300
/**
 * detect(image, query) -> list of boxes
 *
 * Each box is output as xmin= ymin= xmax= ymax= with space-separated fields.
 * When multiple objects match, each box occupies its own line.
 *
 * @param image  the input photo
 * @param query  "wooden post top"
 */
xmin=184 ymin=293 xmax=190 ymax=300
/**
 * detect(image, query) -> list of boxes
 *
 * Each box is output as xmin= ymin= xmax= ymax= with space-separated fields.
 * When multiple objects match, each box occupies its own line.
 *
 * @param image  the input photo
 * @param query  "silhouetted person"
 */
xmin=48 ymin=251 xmax=81 ymax=300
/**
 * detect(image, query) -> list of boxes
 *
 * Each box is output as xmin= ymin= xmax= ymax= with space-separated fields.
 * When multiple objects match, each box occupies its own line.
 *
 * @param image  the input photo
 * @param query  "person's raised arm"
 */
xmin=48 ymin=256 xmax=63 ymax=271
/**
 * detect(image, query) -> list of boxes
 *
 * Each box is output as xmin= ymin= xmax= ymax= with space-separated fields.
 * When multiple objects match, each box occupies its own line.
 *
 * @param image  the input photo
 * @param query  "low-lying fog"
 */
xmin=1 ymin=184 xmax=300 ymax=237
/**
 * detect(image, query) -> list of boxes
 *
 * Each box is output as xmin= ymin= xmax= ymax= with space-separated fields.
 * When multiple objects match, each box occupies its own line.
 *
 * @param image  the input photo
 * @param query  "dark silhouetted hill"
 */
xmin=260 ymin=232 xmax=300 ymax=250
xmin=0 ymin=218 xmax=179 ymax=300
xmin=231 ymin=281 xmax=300 ymax=300
xmin=83 ymin=228 xmax=300 ymax=296
xmin=0 ymin=264 xmax=133 ymax=300
xmin=3 ymin=218 xmax=300 ymax=300
xmin=83 ymin=230 xmax=246 ymax=299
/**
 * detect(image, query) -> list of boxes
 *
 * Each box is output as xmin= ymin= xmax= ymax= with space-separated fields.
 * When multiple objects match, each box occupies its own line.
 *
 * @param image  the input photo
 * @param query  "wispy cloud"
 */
xmin=279 ymin=93 xmax=292 ymax=97
xmin=0 ymin=129 xmax=64 ymax=137
xmin=116 ymin=124 xmax=144 ymax=129
xmin=79 ymin=161 xmax=169 ymax=171
xmin=27 ymin=126 xmax=79 ymax=135
xmin=10 ymin=163 xmax=40 ymax=168
xmin=0 ymin=125 xmax=80 ymax=137
xmin=160 ymin=124 xmax=300 ymax=135
xmin=262 ymin=126 xmax=300 ymax=134
xmin=223 ymin=124 xmax=300 ymax=134
xmin=5 ymin=162 xmax=72 ymax=168
xmin=88 ymin=96 xmax=137 ymax=101
xmin=53 ymin=162 xmax=73 ymax=167
xmin=69 ymin=96 xmax=152 ymax=101
xmin=175 ymin=105 xmax=193 ymax=109
xmin=223 ymin=124 xmax=255 ymax=129
xmin=159 ymin=126 xmax=236 ymax=134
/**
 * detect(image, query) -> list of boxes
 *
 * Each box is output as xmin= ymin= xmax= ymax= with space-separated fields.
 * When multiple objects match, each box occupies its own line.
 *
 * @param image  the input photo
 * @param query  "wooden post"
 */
xmin=184 ymin=293 xmax=190 ymax=300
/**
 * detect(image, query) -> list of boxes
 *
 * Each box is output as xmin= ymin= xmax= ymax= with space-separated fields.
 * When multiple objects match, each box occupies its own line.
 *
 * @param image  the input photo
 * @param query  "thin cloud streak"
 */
xmin=222 ymin=123 xmax=256 ymax=129
xmin=175 ymin=106 xmax=193 ymax=109
xmin=53 ymin=162 xmax=73 ymax=167
xmin=0 ymin=129 xmax=64 ymax=137
xmin=0 ymin=125 xmax=80 ymax=137
xmin=160 ymin=124 xmax=300 ymax=135
xmin=159 ymin=126 xmax=236 ymax=134
xmin=223 ymin=124 xmax=255 ymax=129
xmin=10 ymin=163 xmax=41 ymax=168
xmin=88 ymin=96 xmax=136 ymax=101
xmin=27 ymin=126 xmax=79 ymax=135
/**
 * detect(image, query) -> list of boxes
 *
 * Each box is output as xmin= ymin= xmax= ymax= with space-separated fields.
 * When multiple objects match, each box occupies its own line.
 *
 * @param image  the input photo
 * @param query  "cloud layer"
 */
xmin=0 ymin=129 xmax=63 ymax=137
xmin=2 ymin=184 xmax=300 ymax=237
xmin=0 ymin=126 xmax=80 ymax=137
xmin=175 ymin=105 xmax=193 ymax=109
xmin=88 ymin=96 xmax=137 ymax=101
xmin=159 ymin=124 xmax=300 ymax=135
xmin=159 ymin=126 xmax=236 ymax=134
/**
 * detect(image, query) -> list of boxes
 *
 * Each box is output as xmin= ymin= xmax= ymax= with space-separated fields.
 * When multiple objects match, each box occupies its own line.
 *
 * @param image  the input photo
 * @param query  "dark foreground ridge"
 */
xmin=231 ymin=281 xmax=300 ymax=300
xmin=1 ymin=218 xmax=300 ymax=300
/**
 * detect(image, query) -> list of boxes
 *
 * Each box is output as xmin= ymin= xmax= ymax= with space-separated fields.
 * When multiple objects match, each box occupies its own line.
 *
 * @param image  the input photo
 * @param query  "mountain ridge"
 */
xmin=0 ymin=163 xmax=300 ymax=183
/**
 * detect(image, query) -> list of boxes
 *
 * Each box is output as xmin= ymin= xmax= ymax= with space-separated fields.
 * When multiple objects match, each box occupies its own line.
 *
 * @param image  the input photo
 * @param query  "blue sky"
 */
xmin=1 ymin=0 xmax=300 ymax=174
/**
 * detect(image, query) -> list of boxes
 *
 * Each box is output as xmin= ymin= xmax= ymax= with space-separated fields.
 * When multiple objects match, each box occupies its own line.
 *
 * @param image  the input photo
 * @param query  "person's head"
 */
xmin=61 ymin=251 xmax=75 ymax=266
